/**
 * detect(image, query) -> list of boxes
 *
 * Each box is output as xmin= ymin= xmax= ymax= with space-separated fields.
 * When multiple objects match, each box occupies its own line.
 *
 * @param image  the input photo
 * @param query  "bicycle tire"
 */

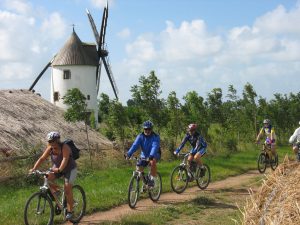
xmin=257 ymin=153 xmax=267 ymax=173
xmin=24 ymin=192 xmax=54 ymax=225
xmin=270 ymin=153 xmax=279 ymax=170
xmin=196 ymin=164 xmax=211 ymax=190
xmin=148 ymin=172 xmax=162 ymax=202
xmin=69 ymin=185 xmax=86 ymax=223
xmin=128 ymin=175 xmax=140 ymax=208
xmin=170 ymin=165 xmax=189 ymax=194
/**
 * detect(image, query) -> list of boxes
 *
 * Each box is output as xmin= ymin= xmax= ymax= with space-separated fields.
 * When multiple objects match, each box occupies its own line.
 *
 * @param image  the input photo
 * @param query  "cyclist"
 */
xmin=126 ymin=120 xmax=160 ymax=187
xmin=174 ymin=123 xmax=207 ymax=178
xmin=29 ymin=131 xmax=77 ymax=220
xmin=288 ymin=121 xmax=300 ymax=161
xmin=256 ymin=119 xmax=277 ymax=159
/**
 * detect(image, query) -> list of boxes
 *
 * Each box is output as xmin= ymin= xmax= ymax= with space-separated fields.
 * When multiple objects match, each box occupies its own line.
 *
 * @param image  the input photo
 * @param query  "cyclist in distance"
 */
xmin=126 ymin=120 xmax=160 ymax=187
xmin=256 ymin=119 xmax=277 ymax=158
xmin=174 ymin=123 xmax=207 ymax=177
xmin=289 ymin=121 xmax=300 ymax=161
xmin=29 ymin=131 xmax=77 ymax=220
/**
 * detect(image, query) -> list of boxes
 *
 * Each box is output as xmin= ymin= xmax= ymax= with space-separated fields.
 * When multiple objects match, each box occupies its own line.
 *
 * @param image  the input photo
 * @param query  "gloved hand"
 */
xmin=149 ymin=155 xmax=154 ymax=161
xmin=124 ymin=153 xmax=130 ymax=160
xmin=173 ymin=150 xmax=179 ymax=156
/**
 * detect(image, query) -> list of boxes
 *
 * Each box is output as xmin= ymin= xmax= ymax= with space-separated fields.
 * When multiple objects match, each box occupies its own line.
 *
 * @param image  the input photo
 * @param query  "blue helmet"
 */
xmin=143 ymin=120 xmax=153 ymax=129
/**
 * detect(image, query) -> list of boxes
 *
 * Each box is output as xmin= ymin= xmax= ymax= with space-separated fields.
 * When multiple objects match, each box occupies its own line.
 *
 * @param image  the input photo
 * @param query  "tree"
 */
xmin=207 ymin=88 xmax=224 ymax=125
xmin=98 ymin=93 xmax=110 ymax=123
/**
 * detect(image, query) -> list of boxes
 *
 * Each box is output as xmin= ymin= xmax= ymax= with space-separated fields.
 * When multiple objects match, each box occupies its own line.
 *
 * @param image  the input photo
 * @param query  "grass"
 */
xmin=0 ymin=145 xmax=292 ymax=225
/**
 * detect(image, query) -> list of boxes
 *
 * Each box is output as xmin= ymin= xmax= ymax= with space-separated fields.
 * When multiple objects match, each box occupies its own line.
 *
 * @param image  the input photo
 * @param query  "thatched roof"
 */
xmin=242 ymin=157 xmax=300 ymax=225
xmin=52 ymin=30 xmax=99 ymax=66
xmin=0 ymin=89 xmax=112 ymax=155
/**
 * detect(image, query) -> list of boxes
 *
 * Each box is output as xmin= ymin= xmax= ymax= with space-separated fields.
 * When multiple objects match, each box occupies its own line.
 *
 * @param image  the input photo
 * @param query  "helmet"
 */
xmin=47 ymin=131 xmax=60 ymax=141
xmin=263 ymin=119 xmax=271 ymax=124
xmin=143 ymin=120 xmax=153 ymax=129
xmin=188 ymin=123 xmax=197 ymax=131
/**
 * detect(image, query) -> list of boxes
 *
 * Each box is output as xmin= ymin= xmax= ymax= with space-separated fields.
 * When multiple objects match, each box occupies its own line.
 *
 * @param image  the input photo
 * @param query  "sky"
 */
xmin=0 ymin=0 xmax=300 ymax=104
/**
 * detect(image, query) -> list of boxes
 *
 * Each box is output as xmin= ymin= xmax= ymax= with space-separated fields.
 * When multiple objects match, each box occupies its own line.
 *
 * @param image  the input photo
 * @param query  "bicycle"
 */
xmin=127 ymin=157 xmax=162 ymax=209
xmin=170 ymin=153 xmax=211 ymax=194
xmin=257 ymin=141 xmax=278 ymax=173
xmin=24 ymin=170 xmax=86 ymax=225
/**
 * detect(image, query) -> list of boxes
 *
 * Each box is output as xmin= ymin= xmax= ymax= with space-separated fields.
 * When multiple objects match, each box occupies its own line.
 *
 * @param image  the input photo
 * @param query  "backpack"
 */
xmin=63 ymin=139 xmax=80 ymax=160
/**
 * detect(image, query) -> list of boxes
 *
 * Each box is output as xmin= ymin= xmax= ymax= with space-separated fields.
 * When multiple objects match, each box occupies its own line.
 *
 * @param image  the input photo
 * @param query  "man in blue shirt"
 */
xmin=126 ymin=120 xmax=160 ymax=187
xmin=174 ymin=123 xmax=207 ymax=177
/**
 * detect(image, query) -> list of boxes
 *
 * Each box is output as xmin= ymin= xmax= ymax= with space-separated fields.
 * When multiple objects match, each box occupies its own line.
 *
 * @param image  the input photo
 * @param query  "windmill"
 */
xmin=86 ymin=3 xmax=118 ymax=99
xmin=29 ymin=4 xmax=118 ymax=100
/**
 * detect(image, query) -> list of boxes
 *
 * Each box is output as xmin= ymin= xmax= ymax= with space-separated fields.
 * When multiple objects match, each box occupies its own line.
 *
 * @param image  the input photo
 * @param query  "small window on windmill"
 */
xmin=63 ymin=70 xmax=71 ymax=79
xmin=54 ymin=92 xmax=59 ymax=101
xmin=87 ymin=95 xmax=90 ymax=100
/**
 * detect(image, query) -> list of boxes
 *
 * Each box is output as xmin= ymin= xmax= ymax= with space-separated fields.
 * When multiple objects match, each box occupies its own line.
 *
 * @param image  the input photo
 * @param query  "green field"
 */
xmin=0 ymin=146 xmax=292 ymax=225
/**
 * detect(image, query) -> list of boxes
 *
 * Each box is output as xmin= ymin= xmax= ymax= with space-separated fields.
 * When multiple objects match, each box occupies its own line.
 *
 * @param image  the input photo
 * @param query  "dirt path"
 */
xmin=72 ymin=170 xmax=262 ymax=225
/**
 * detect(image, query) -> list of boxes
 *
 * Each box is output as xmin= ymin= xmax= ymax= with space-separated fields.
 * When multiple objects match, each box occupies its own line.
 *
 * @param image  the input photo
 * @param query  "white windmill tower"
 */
xmin=29 ymin=4 xmax=118 ymax=127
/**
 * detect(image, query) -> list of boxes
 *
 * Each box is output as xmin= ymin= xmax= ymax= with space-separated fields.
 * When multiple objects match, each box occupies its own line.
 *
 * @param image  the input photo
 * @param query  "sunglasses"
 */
xmin=48 ymin=140 xmax=55 ymax=143
xmin=144 ymin=128 xmax=151 ymax=131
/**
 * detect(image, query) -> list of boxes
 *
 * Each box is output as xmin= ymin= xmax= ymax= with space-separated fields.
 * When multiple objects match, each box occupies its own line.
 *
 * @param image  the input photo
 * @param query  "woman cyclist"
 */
xmin=29 ymin=131 xmax=77 ymax=220
xmin=289 ymin=121 xmax=300 ymax=161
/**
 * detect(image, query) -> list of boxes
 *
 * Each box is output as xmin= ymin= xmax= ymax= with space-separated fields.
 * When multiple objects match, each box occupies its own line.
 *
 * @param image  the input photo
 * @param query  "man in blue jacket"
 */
xmin=174 ymin=123 xmax=207 ymax=178
xmin=126 ymin=120 xmax=160 ymax=187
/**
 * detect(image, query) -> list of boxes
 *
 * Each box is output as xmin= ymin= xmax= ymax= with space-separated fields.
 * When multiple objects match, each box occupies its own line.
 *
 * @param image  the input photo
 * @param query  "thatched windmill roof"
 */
xmin=0 ymin=89 xmax=112 ymax=155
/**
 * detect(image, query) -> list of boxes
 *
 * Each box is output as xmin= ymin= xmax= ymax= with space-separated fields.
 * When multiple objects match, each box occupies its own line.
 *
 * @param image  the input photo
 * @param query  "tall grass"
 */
xmin=0 ymin=145 xmax=292 ymax=225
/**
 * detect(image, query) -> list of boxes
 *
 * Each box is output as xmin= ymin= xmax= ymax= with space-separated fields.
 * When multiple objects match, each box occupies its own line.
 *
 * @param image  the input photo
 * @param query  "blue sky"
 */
xmin=0 ymin=0 xmax=300 ymax=104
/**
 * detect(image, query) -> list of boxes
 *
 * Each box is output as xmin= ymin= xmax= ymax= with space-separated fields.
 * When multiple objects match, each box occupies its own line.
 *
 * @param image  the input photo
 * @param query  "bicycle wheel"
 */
xmin=196 ymin=164 xmax=211 ymax=190
xmin=128 ymin=175 xmax=140 ymax=208
xmin=270 ymin=153 xmax=279 ymax=170
xmin=257 ymin=153 xmax=267 ymax=173
xmin=24 ymin=192 xmax=54 ymax=225
xmin=170 ymin=165 xmax=188 ymax=194
xmin=148 ymin=172 xmax=162 ymax=202
xmin=68 ymin=185 xmax=86 ymax=223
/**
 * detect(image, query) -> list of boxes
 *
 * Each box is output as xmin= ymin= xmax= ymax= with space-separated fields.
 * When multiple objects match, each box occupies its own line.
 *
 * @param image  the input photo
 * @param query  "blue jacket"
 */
xmin=176 ymin=131 xmax=207 ymax=154
xmin=127 ymin=132 xmax=160 ymax=159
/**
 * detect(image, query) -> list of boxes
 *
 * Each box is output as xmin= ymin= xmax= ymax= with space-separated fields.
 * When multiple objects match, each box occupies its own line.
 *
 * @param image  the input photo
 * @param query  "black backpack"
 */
xmin=63 ymin=139 xmax=80 ymax=160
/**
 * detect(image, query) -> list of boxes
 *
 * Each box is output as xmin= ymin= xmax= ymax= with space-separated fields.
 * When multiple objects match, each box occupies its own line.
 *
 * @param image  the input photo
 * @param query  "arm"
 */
xmin=270 ymin=128 xmax=276 ymax=143
xmin=149 ymin=135 xmax=160 ymax=158
xmin=54 ymin=144 xmax=71 ymax=173
xmin=175 ymin=135 xmax=188 ymax=154
xmin=31 ymin=146 xmax=52 ymax=171
xmin=127 ymin=135 xmax=141 ymax=157
xmin=289 ymin=128 xmax=299 ymax=144
xmin=256 ymin=128 xmax=263 ymax=142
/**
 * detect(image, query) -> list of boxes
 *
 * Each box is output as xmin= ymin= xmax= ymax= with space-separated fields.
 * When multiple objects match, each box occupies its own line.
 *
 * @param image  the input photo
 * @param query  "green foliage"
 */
xmin=63 ymin=88 xmax=87 ymax=122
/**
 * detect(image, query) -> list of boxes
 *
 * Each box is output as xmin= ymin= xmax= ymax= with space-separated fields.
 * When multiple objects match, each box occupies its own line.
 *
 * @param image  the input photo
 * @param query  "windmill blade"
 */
xmin=29 ymin=59 xmax=53 ymax=91
xmin=96 ymin=60 xmax=103 ymax=95
xmin=101 ymin=56 xmax=118 ymax=99
xmin=99 ymin=5 xmax=108 ymax=53
xmin=86 ymin=9 xmax=100 ymax=47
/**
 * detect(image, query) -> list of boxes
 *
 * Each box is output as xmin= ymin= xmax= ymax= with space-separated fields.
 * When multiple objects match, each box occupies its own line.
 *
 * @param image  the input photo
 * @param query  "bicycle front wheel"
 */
xmin=24 ymin=192 xmax=54 ymax=225
xmin=69 ymin=185 xmax=86 ymax=223
xmin=257 ymin=153 xmax=267 ymax=173
xmin=128 ymin=175 xmax=140 ymax=208
xmin=170 ymin=166 xmax=188 ymax=194
xmin=196 ymin=164 xmax=211 ymax=190
xmin=148 ymin=172 xmax=162 ymax=202
xmin=270 ymin=153 xmax=279 ymax=170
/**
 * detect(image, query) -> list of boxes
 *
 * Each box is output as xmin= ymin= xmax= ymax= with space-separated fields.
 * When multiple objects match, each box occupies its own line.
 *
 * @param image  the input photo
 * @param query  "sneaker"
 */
xmin=199 ymin=167 xmax=206 ymax=177
xmin=65 ymin=212 xmax=73 ymax=220
xmin=147 ymin=178 xmax=155 ymax=188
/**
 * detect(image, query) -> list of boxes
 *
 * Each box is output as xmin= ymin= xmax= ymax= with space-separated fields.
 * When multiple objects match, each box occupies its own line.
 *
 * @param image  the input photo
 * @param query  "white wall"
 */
xmin=51 ymin=65 xmax=98 ymax=124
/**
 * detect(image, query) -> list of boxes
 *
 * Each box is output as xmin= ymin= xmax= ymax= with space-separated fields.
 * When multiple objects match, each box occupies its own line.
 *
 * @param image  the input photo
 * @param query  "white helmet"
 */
xmin=47 ymin=131 xmax=60 ymax=141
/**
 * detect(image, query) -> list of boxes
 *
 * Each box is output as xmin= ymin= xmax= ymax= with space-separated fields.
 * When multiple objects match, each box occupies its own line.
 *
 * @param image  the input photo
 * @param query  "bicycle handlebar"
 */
xmin=29 ymin=169 xmax=52 ymax=176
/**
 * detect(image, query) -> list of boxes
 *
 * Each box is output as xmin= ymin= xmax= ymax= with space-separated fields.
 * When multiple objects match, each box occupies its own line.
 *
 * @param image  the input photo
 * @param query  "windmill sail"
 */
xmin=102 ymin=56 xmax=118 ymax=99
xmin=86 ymin=9 xmax=100 ymax=45
xmin=29 ymin=58 xmax=54 ymax=91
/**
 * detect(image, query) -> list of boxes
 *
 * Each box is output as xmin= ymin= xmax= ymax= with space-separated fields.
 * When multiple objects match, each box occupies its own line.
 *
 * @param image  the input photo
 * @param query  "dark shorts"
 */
xmin=136 ymin=159 xmax=150 ymax=167
xmin=190 ymin=147 xmax=207 ymax=156
xmin=54 ymin=168 xmax=77 ymax=184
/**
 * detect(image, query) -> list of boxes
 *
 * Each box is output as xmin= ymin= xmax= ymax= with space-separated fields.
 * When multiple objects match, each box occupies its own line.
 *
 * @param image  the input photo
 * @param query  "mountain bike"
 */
xmin=171 ymin=153 xmax=211 ymax=194
xmin=127 ymin=157 xmax=162 ymax=209
xmin=257 ymin=142 xmax=278 ymax=173
xmin=24 ymin=170 xmax=86 ymax=225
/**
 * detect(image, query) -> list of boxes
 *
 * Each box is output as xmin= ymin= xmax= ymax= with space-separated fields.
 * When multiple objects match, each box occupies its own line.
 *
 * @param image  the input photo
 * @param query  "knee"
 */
xmin=64 ymin=183 xmax=72 ymax=194
xmin=293 ymin=146 xmax=298 ymax=153
xmin=150 ymin=159 xmax=157 ymax=167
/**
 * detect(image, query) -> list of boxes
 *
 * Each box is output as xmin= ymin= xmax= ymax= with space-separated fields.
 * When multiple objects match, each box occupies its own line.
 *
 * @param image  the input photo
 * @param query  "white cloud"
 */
xmin=117 ymin=28 xmax=131 ymax=39
xmin=90 ymin=0 xmax=114 ymax=9
xmin=118 ymin=3 xmax=300 ymax=103
xmin=3 ymin=0 xmax=32 ymax=15
xmin=41 ymin=12 xmax=67 ymax=40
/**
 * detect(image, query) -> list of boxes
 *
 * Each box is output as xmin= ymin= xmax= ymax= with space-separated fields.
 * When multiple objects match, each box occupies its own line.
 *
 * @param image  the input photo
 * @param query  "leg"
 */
xmin=194 ymin=152 xmax=203 ymax=167
xmin=149 ymin=158 xmax=157 ymax=177
xmin=47 ymin=173 xmax=60 ymax=200
xmin=64 ymin=182 xmax=74 ymax=213
xmin=271 ymin=143 xmax=276 ymax=158
xmin=187 ymin=154 xmax=194 ymax=168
